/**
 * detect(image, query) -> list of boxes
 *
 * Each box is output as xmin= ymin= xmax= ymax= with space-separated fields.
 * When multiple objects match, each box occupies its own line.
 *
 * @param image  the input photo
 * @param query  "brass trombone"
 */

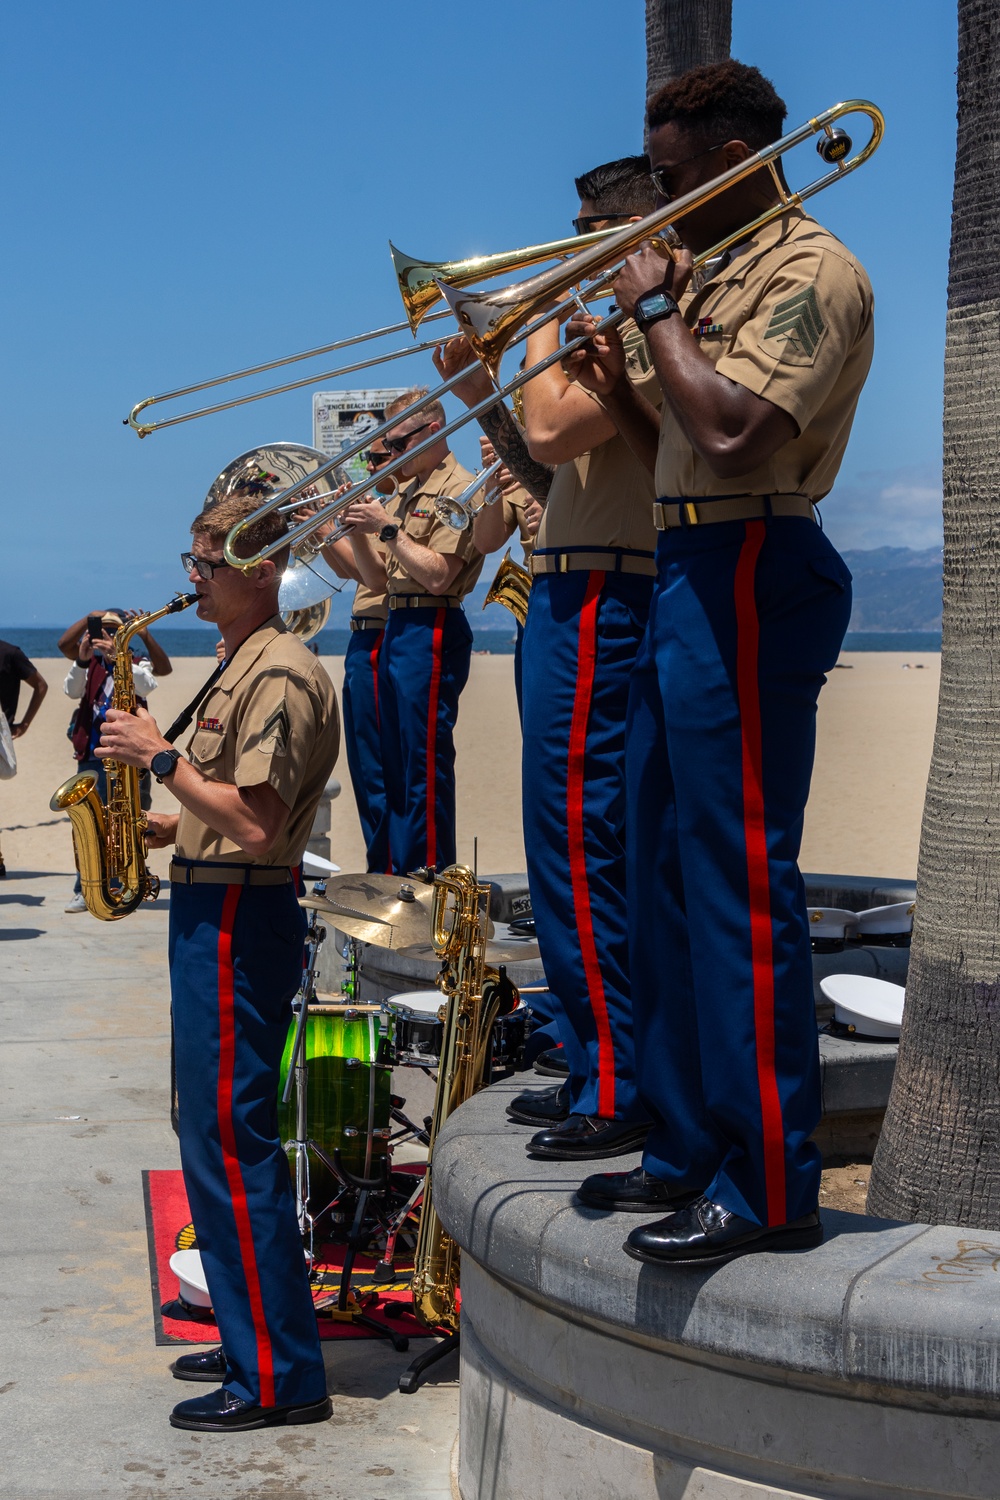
xmin=221 ymin=99 xmax=883 ymax=574
xmin=440 ymin=100 xmax=884 ymax=378
xmin=124 ymin=227 xmax=616 ymax=438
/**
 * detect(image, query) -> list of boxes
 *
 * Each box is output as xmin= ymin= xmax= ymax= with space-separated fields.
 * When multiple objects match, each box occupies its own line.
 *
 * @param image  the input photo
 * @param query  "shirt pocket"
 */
xmin=188 ymin=727 xmax=227 ymax=769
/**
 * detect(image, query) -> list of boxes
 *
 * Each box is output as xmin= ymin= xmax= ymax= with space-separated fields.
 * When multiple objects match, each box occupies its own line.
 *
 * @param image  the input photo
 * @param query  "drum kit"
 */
xmin=277 ymin=871 xmax=537 ymax=1343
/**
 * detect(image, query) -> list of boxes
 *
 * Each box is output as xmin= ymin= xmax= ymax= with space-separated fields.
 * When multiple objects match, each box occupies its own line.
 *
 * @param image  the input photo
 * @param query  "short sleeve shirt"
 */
xmin=534 ymin=319 xmax=661 ymax=557
xmin=385 ymin=453 xmax=485 ymax=599
xmin=655 ymin=208 xmax=874 ymax=501
xmin=0 ymin=641 xmax=34 ymax=723
xmin=175 ymin=616 xmax=341 ymax=867
xmin=500 ymin=484 xmax=536 ymax=563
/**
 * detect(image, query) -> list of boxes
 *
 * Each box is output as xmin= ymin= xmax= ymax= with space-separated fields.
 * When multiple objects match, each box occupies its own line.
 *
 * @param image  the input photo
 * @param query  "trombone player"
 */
xmin=567 ymin=61 xmax=873 ymax=1266
xmin=435 ymin=155 xmax=661 ymax=1162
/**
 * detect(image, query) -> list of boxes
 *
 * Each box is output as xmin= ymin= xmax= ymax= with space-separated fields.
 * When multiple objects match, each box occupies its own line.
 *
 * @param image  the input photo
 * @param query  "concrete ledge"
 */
xmin=436 ymin=1081 xmax=1000 ymax=1500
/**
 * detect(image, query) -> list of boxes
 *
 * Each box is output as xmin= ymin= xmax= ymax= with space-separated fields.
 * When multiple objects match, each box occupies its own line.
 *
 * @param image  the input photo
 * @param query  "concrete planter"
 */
xmin=436 ymin=1079 xmax=1000 ymax=1500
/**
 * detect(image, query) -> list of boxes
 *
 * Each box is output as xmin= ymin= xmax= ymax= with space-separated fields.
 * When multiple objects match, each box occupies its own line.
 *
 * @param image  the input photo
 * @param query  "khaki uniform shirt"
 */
xmin=175 ymin=616 xmax=340 ymax=867
xmin=534 ymin=320 xmax=661 ymax=560
xmin=656 ymin=208 xmax=874 ymax=501
xmin=385 ymin=452 xmax=484 ymax=600
xmin=351 ymin=490 xmax=405 ymax=623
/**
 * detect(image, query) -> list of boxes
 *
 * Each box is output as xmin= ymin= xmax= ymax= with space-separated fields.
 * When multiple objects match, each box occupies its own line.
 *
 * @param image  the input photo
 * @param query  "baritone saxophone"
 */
xmin=50 ymin=593 xmax=198 ymax=920
xmin=409 ymin=864 xmax=518 ymax=1331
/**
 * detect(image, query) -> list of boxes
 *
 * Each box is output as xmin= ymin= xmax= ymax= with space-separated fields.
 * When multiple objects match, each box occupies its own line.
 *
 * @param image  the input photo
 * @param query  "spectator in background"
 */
xmin=58 ymin=609 xmax=173 ymax=675
xmin=62 ymin=612 xmax=162 ymax=912
xmin=0 ymin=640 xmax=49 ymax=878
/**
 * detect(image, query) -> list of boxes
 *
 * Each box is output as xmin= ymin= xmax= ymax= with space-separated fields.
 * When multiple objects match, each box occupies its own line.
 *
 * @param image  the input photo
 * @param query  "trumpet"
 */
xmin=220 ymin=99 xmax=882 ymax=576
xmin=433 ymin=457 xmax=505 ymax=531
xmin=124 ymin=226 xmax=617 ymax=438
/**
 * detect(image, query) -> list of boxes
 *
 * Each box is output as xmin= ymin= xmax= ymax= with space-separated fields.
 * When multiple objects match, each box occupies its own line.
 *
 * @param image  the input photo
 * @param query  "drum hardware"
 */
xmin=299 ymin=872 xmax=436 ymax=948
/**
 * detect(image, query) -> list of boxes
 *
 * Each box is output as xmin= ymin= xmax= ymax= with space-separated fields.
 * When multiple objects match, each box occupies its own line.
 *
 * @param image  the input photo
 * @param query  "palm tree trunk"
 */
xmin=645 ymin=0 xmax=731 ymax=102
xmin=867 ymin=0 xmax=1000 ymax=1228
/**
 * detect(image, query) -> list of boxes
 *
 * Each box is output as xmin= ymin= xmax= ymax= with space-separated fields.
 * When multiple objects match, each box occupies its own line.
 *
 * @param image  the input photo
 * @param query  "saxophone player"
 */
xmin=96 ymin=491 xmax=340 ymax=1431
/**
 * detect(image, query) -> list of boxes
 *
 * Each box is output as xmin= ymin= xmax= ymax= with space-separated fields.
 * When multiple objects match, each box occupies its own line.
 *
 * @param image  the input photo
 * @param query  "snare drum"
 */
xmin=277 ymin=1005 xmax=393 ymax=1198
xmin=385 ymin=990 xmax=445 ymax=1067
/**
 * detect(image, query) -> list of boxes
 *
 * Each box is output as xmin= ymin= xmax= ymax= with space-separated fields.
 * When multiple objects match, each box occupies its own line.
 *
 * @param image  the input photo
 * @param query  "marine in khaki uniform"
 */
xmin=471 ymin=434 xmax=541 ymax=722
xmin=433 ymin=154 xmax=664 ymax=1164
xmin=317 ymin=438 xmax=401 ymax=871
xmin=342 ymin=389 xmax=483 ymax=874
xmin=569 ymin=61 xmax=874 ymax=1267
xmin=97 ymin=491 xmax=339 ymax=1431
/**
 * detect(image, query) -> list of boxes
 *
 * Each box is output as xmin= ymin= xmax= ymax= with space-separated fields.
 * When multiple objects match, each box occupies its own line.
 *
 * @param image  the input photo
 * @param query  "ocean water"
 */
xmin=2 ymin=625 xmax=519 ymax=659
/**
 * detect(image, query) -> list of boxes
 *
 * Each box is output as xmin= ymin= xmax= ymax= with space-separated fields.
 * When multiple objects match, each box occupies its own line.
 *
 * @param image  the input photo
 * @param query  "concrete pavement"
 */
xmin=0 ymin=869 xmax=458 ymax=1500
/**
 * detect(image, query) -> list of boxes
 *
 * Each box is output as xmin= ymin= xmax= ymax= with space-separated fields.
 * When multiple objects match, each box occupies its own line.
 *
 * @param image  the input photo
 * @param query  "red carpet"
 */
xmin=142 ymin=1167 xmax=431 ymax=1346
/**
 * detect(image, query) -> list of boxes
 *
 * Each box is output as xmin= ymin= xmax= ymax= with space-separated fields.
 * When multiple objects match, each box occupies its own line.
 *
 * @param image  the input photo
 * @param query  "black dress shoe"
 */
xmin=527 ymin=1114 xmax=649 ymax=1161
xmin=169 ymin=1386 xmax=333 ymax=1432
xmin=623 ymin=1195 xmax=823 ymax=1267
xmin=576 ymin=1166 xmax=695 ymax=1214
xmin=533 ymin=1047 xmax=570 ymax=1078
xmin=170 ymin=1345 xmax=227 ymax=1382
xmin=506 ymin=1083 xmax=569 ymax=1126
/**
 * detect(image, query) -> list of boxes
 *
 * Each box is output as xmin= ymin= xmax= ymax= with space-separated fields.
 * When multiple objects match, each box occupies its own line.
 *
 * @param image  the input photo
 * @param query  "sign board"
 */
xmin=312 ymin=389 xmax=409 ymax=488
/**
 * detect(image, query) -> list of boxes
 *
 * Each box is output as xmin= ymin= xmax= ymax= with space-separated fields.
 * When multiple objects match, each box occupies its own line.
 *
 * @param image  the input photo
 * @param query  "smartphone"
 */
xmin=87 ymin=614 xmax=104 ymax=641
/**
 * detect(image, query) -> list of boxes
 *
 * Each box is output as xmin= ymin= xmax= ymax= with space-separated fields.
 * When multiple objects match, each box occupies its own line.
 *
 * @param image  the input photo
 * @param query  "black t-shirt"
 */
xmin=0 ymin=641 xmax=35 ymax=724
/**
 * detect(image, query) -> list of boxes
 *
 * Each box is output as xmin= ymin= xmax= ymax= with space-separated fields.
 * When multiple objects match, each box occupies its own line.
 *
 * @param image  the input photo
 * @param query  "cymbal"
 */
xmin=395 ymin=936 xmax=541 ymax=967
xmin=300 ymin=873 xmax=434 ymax=949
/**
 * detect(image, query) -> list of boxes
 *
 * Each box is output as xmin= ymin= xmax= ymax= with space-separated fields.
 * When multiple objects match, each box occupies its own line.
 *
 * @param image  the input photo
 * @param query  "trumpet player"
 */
xmin=310 ymin=440 xmax=401 ymax=872
xmin=569 ymin=61 xmax=873 ymax=1266
xmin=341 ymin=389 xmax=484 ymax=875
xmin=434 ymin=155 xmax=661 ymax=1163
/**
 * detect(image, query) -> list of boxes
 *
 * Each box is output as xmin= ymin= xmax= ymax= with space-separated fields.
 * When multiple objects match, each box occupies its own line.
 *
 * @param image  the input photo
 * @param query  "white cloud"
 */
xmin=821 ymin=464 xmax=944 ymax=551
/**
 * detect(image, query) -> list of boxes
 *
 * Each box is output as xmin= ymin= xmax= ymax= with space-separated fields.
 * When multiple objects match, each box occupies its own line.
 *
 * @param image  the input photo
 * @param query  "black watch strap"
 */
xmin=379 ymin=523 xmax=400 ymax=543
xmin=635 ymin=291 xmax=680 ymax=334
xmin=151 ymin=748 xmax=181 ymax=783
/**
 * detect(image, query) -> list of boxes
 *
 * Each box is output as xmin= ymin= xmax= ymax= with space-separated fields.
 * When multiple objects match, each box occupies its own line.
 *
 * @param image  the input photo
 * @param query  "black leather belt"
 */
xmin=653 ymin=495 xmax=816 ymax=530
xmin=388 ymin=595 xmax=462 ymax=610
xmin=349 ymin=618 xmax=386 ymax=632
xmin=170 ymin=859 xmax=293 ymax=887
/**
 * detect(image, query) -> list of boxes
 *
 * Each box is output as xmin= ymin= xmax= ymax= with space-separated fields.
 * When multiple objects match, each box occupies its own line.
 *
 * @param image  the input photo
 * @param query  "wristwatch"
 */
xmin=150 ymin=748 xmax=181 ymax=783
xmin=378 ymin=523 xmax=400 ymax=543
xmin=634 ymin=290 xmax=680 ymax=334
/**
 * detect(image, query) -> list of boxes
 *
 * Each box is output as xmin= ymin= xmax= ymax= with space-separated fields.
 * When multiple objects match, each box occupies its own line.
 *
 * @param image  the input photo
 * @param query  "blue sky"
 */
xmin=1 ymin=1 xmax=956 ymax=624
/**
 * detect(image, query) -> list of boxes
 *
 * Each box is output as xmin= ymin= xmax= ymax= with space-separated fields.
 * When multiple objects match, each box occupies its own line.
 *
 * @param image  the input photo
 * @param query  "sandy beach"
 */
xmin=2 ymin=650 xmax=939 ymax=887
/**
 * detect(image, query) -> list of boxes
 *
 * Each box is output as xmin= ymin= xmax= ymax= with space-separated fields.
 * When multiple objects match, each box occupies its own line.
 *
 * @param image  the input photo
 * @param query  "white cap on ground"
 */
xmin=169 ymin=1249 xmax=212 ymax=1309
xmin=807 ymin=907 xmax=860 ymax=941
xmin=819 ymin=973 xmax=906 ymax=1038
xmin=854 ymin=901 xmax=915 ymax=936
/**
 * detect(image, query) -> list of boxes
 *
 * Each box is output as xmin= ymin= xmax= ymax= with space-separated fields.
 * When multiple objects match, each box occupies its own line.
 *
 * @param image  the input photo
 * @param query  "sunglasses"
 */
xmin=384 ymin=421 xmax=432 ymax=455
xmin=572 ymin=213 xmax=632 ymax=236
xmin=181 ymin=551 xmax=233 ymax=581
xmin=648 ymin=142 xmax=725 ymax=202
xmin=364 ymin=447 xmax=392 ymax=467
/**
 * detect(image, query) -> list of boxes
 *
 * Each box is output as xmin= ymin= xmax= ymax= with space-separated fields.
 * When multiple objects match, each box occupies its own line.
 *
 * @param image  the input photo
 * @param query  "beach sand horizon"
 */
xmin=2 ymin=651 xmax=940 ymax=888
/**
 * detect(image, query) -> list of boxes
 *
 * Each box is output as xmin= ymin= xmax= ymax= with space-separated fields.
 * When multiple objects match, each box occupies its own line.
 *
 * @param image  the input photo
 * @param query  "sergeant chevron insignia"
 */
xmin=259 ymin=703 xmax=290 ymax=755
xmin=763 ymin=284 xmax=827 ymax=363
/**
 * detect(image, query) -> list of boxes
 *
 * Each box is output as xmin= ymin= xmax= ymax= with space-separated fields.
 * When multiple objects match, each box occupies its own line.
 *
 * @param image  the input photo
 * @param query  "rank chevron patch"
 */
xmin=763 ymin=284 xmax=827 ymax=362
xmin=259 ymin=703 xmax=290 ymax=756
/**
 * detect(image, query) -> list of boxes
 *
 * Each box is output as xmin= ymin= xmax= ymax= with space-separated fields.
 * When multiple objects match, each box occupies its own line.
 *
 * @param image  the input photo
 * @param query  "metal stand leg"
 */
xmin=398 ymin=1330 xmax=460 ymax=1394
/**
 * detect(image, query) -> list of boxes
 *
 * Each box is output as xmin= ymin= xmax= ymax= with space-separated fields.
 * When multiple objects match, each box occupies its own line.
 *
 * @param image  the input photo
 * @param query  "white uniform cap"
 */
xmin=819 ymin=973 xmax=905 ymax=1038
xmin=807 ymin=907 xmax=860 ymax=941
xmin=169 ymin=1249 xmax=212 ymax=1309
xmin=854 ymin=901 xmax=915 ymax=936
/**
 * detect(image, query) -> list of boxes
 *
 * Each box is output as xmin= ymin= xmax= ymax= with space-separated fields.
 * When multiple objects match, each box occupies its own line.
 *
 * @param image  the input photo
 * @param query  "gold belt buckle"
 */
xmin=683 ymin=501 xmax=700 ymax=526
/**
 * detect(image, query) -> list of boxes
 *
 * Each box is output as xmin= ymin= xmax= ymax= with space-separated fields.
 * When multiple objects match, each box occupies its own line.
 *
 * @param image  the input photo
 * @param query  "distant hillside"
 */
xmin=841 ymin=546 xmax=942 ymax=632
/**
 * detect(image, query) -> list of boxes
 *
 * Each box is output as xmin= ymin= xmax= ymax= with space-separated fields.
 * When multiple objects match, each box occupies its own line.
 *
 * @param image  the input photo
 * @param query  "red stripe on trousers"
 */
xmin=733 ymin=521 xmax=787 ymax=1226
xmin=566 ymin=571 xmax=616 ymax=1118
xmin=216 ymin=884 xmax=276 ymax=1406
xmin=424 ymin=610 xmax=445 ymax=869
